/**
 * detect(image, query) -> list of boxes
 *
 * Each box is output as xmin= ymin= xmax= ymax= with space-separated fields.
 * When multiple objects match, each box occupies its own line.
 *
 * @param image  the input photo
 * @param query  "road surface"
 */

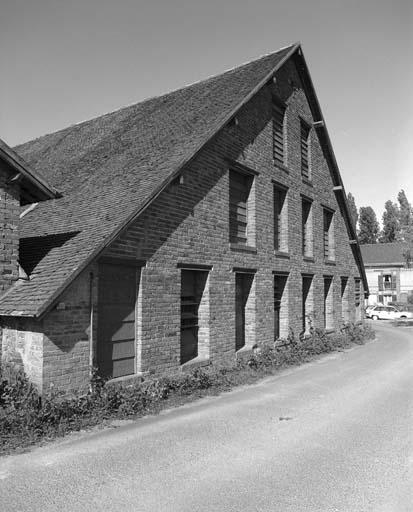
xmin=0 ymin=322 xmax=412 ymax=511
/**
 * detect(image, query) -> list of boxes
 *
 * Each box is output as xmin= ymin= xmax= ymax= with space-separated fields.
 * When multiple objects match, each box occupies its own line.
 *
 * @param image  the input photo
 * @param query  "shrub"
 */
xmin=340 ymin=322 xmax=375 ymax=344
xmin=0 ymin=367 xmax=40 ymax=411
xmin=0 ymin=322 xmax=374 ymax=454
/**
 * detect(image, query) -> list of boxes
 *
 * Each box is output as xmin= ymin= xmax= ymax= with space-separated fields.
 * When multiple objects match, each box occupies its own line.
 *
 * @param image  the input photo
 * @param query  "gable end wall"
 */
xmin=99 ymin=60 xmax=363 ymax=379
xmin=1 ymin=60 xmax=364 ymax=392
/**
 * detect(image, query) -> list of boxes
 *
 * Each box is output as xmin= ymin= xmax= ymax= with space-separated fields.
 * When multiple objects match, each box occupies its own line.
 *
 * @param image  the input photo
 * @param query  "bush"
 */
xmin=0 ymin=322 xmax=374 ymax=454
xmin=340 ymin=322 xmax=375 ymax=344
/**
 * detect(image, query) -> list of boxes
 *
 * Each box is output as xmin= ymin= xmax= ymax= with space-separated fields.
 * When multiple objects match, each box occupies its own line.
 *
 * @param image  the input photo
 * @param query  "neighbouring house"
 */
xmin=0 ymin=43 xmax=368 ymax=394
xmin=361 ymin=242 xmax=413 ymax=306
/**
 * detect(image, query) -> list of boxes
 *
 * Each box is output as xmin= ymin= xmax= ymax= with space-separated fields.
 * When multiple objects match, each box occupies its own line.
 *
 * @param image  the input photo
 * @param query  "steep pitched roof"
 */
xmin=0 ymin=44 xmax=298 ymax=317
xmin=0 ymin=43 xmax=370 ymax=316
xmin=0 ymin=138 xmax=60 ymax=204
xmin=360 ymin=242 xmax=409 ymax=267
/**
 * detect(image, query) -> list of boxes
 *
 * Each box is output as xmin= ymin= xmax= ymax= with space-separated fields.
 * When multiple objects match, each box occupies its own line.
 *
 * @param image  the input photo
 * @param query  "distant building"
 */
xmin=361 ymin=242 xmax=413 ymax=305
xmin=0 ymin=43 xmax=368 ymax=393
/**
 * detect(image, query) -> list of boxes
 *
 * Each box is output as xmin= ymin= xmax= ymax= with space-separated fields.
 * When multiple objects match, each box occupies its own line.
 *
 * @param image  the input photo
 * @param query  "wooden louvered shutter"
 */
xmin=323 ymin=209 xmax=333 ymax=259
xmin=273 ymin=102 xmax=285 ymax=165
xmin=229 ymin=171 xmax=251 ymax=245
xmin=323 ymin=210 xmax=329 ymax=258
xmin=180 ymin=270 xmax=199 ymax=364
xmin=301 ymin=121 xmax=310 ymax=179
xmin=302 ymin=203 xmax=307 ymax=255
xmin=378 ymin=274 xmax=384 ymax=291
xmin=273 ymin=188 xmax=281 ymax=251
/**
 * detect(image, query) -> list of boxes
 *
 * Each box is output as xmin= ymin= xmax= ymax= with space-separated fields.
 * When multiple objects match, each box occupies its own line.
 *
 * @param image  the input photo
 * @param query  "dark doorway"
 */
xmin=341 ymin=277 xmax=349 ymax=322
xmin=180 ymin=270 xmax=208 ymax=364
xmin=323 ymin=276 xmax=333 ymax=329
xmin=302 ymin=275 xmax=313 ymax=332
xmin=235 ymin=273 xmax=254 ymax=351
xmin=97 ymin=263 xmax=138 ymax=379
xmin=274 ymin=274 xmax=288 ymax=340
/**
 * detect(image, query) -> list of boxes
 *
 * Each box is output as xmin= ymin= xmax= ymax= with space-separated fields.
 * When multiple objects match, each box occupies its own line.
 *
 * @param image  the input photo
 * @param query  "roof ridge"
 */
xmin=14 ymin=43 xmax=298 ymax=151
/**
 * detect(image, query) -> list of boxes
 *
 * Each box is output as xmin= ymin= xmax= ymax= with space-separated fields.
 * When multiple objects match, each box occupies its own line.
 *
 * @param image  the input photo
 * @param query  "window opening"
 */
xmin=273 ymin=102 xmax=286 ymax=166
xmin=300 ymin=120 xmax=311 ymax=179
xmin=180 ymin=270 xmax=209 ymax=364
xmin=302 ymin=198 xmax=313 ymax=257
xmin=273 ymin=184 xmax=288 ymax=252
xmin=229 ymin=171 xmax=253 ymax=245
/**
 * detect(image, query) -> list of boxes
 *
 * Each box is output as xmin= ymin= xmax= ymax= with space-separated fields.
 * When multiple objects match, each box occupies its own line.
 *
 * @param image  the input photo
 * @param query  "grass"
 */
xmin=0 ymin=322 xmax=375 ymax=456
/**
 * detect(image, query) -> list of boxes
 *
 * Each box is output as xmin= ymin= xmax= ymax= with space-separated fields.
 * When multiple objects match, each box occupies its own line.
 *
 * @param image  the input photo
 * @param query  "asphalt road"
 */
xmin=1 ymin=322 xmax=412 ymax=512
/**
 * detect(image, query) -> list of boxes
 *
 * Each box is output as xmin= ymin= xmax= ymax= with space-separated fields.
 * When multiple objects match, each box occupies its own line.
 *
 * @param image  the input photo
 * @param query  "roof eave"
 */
xmin=364 ymin=262 xmax=405 ymax=268
xmin=0 ymin=138 xmax=60 ymax=203
xmin=292 ymin=49 xmax=369 ymax=296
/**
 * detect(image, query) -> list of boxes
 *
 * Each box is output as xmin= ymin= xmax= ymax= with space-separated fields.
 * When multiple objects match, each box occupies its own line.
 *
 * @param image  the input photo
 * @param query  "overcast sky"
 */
xmin=1 ymin=0 xmax=412 ymax=220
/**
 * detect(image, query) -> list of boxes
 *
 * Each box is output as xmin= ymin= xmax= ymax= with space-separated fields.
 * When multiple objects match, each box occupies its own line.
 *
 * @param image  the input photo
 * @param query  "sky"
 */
xmin=1 ymin=0 xmax=412 ymax=220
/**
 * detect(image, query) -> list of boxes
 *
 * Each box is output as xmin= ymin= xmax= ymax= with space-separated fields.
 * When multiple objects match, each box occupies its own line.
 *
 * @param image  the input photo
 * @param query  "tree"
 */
xmin=347 ymin=192 xmax=358 ymax=229
xmin=358 ymin=206 xmax=379 ymax=244
xmin=380 ymin=200 xmax=400 ymax=242
xmin=397 ymin=189 xmax=413 ymax=242
xmin=401 ymin=227 xmax=413 ymax=268
xmin=395 ymin=190 xmax=413 ymax=266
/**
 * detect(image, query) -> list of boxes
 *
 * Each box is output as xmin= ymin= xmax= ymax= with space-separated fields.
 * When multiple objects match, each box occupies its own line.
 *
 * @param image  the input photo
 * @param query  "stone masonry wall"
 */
xmin=1 ymin=264 xmax=97 ymax=393
xmin=1 ymin=318 xmax=43 ymax=391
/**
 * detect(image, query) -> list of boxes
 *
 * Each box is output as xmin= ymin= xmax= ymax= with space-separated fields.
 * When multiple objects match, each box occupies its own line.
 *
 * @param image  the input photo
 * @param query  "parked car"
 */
xmin=365 ymin=305 xmax=376 ymax=318
xmin=388 ymin=302 xmax=413 ymax=313
xmin=366 ymin=305 xmax=413 ymax=320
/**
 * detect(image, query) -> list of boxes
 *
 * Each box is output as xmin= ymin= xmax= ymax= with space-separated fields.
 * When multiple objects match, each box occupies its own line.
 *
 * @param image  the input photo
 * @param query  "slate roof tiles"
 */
xmin=360 ymin=242 xmax=409 ymax=266
xmin=0 ymin=44 xmax=296 ymax=316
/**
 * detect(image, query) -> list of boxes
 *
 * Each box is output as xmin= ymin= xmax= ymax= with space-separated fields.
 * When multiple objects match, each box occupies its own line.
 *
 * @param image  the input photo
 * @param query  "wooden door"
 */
xmin=98 ymin=263 xmax=137 ymax=378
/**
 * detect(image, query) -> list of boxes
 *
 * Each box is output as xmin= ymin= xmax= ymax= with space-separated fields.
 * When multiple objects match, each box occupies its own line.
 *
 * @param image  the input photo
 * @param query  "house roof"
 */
xmin=0 ymin=42 xmax=368 ymax=317
xmin=0 ymin=138 xmax=60 ymax=204
xmin=360 ymin=242 xmax=409 ymax=267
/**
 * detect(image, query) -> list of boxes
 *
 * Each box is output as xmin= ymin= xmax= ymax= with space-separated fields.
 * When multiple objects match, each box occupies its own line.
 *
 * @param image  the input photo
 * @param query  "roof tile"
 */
xmin=360 ymin=242 xmax=409 ymax=266
xmin=0 ymin=45 xmax=295 ymax=316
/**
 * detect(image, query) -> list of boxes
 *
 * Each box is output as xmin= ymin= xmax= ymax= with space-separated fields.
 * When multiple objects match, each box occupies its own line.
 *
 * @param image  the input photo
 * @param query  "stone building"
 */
xmin=361 ymin=242 xmax=413 ymax=305
xmin=0 ymin=43 xmax=368 ymax=393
